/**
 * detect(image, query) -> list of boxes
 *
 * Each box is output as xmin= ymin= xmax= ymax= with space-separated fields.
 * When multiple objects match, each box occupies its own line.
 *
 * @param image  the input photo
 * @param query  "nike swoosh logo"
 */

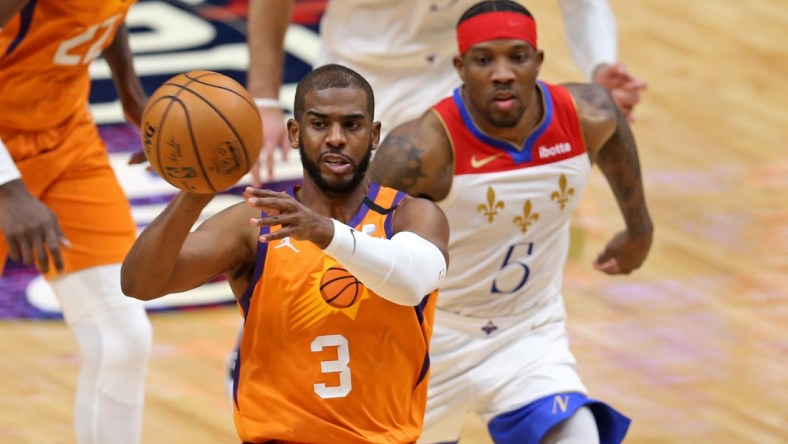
xmin=470 ymin=153 xmax=503 ymax=169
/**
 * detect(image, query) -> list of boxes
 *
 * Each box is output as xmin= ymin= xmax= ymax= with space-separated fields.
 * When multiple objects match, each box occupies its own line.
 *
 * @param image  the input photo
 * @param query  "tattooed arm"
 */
xmin=566 ymin=83 xmax=653 ymax=275
xmin=370 ymin=111 xmax=454 ymax=201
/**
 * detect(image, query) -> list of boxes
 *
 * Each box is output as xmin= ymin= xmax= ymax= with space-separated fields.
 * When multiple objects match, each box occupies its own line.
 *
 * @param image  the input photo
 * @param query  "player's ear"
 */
xmin=453 ymin=55 xmax=466 ymax=82
xmin=371 ymin=121 xmax=381 ymax=151
xmin=286 ymin=118 xmax=300 ymax=150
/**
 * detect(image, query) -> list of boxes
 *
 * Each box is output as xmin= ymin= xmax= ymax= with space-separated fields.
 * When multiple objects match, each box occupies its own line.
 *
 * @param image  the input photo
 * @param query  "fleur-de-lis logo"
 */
xmin=550 ymin=174 xmax=574 ymax=211
xmin=477 ymin=186 xmax=505 ymax=223
xmin=513 ymin=200 xmax=539 ymax=234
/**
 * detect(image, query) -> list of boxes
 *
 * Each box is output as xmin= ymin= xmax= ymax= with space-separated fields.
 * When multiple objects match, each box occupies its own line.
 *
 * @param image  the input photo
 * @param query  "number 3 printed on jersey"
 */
xmin=54 ymin=14 xmax=122 ymax=66
xmin=311 ymin=334 xmax=352 ymax=399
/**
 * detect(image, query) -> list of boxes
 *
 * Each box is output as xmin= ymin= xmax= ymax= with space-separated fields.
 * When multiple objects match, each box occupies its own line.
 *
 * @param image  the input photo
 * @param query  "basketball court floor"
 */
xmin=1 ymin=0 xmax=786 ymax=442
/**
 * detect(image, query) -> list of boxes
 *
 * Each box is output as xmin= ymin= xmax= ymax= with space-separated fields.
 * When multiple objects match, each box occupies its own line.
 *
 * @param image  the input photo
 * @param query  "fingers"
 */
xmin=266 ymin=150 xmax=275 ymax=184
xmin=10 ymin=226 xmax=66 ymax=274
xmin=593 ymin=255 xmax=620 ymax=275
xmin=250 ymin=158 xmax=263 ymax=188
xmin=610 ymin=87 xmax=641 ymax=121
xmin=46 ymin=225 xmax=69 ymax=274
xmin=258 ymin=107 xmax=290 ymax=183
xmin=252 ymin=222 xmax=294 ymax=243
xmin=127 ymin=150 xmax=148 ymax=165
xmin=244 ymin=187 xmax=293 ymax=215
xmin=278 ymin=130 xmax=290 ymax=161
xmin=32 ymin=235 xmax=50 ymax=274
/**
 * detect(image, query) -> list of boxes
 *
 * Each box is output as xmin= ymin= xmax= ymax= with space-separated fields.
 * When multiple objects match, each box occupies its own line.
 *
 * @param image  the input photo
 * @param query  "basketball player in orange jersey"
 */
xmin=121 ymin=64 xmax=450 ymax=444
xmin=369 ymin=1 xmax=653 ymax=443
xmin=0 ymin=1 xmax=151 ymax=443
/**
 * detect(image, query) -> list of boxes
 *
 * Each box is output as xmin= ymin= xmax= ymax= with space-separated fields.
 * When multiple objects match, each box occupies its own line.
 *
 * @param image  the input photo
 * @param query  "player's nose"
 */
xmin=325 ymin=122 xmax=347 ymax=148
xmin=491 ymin=60 xmax=516 ymax=84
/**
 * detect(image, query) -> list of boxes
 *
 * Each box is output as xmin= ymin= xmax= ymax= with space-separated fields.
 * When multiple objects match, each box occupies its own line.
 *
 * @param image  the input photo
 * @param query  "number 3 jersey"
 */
xmin=233 ymin=183 xmax=437 ymax=444
xmin=0 ymin=0 xmax=134 ymax=132
xmin=432 ymin=81 xmax=591 ymax=318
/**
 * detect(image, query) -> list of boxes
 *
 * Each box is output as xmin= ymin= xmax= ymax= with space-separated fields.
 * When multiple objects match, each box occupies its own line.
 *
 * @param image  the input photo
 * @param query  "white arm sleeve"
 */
xmin=557 ymin=0 xmax=618 ymax=81
xmin=322 ymin=219 xmax=446 ymax=306
xmin=0 ymin=137 xmax=21 ymax=186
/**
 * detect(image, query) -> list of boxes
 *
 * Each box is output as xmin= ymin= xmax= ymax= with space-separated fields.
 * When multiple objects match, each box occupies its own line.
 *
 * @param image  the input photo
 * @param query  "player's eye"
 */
xmin=311 ymin=120 xmax=326 ymax=129
xmin=512 ymin=52 xmax=528 ymax=63
xmin=344 ymin=121 xmax=361 ymax=130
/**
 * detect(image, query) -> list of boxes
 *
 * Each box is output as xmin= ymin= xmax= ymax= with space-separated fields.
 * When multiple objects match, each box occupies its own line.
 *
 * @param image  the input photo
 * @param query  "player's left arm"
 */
xmin=245 ymin=188 xmax=449 ymax=306
xmin=103 ymin=22 xmax=146 ymax=129
xmin=0 ymin=0 xmax=29 ymax=28
xmin=322 ymin=196 xmax=450 ymax=305
xmin=566 ymin=82 xmax=653 ymax=275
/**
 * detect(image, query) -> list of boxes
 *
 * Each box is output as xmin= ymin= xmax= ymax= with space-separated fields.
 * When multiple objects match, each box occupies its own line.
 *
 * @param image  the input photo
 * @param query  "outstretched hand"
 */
xmin=593 ymin=62 xmax=647 ymax=122
xmin=0 ymin=180 xmax=71 ymax=274
xmin=243 ymin=187 xmax=334 ymax=248
xmin=593 ymin=229 xmax=652 ymax=275
xmin=250 ymin=107 xmax=290 ymax=187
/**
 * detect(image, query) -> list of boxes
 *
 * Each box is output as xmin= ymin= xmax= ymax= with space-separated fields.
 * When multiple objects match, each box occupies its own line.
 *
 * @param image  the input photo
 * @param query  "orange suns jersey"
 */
xmin=233 ymin=183 xmax=438 ymax=444
xmin=0 ymin=0 xmax=135 ymax=132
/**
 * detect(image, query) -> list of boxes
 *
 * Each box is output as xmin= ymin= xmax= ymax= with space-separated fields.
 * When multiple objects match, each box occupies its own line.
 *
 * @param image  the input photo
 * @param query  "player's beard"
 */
xmin=299 ymin=141 xmax=372 ymax=196
xmin=488 ymin=108 xmax=524 ymax=128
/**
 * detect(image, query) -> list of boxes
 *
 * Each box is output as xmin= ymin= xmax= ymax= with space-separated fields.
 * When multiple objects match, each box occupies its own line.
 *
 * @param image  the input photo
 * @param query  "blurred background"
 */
xmin=1 ymin=0 xmax=786 ymax=442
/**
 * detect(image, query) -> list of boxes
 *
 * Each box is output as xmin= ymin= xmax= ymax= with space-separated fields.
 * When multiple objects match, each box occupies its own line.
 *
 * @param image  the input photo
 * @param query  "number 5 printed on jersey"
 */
xmin=492 ymin=241 xmax=535 ymax=294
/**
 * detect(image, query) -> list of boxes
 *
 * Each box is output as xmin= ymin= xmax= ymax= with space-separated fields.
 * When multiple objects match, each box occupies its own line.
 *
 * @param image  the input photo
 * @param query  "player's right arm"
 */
xmin=247 ymin=0 xmax=293 ymax=184
xmin=243 ymin=187 xmax=449 ymax=306
xmin=120 ymin=193 xmax=259 ymax=301
xmin=0 ymin=1 xmax=74 ymax=275
xmin=556 ymin=0 xmax=646 ymax=120
xmin=0 ymin=139 xmax=69 ymax=274
xmin=0 ymin=0 xmax=29 ymax=28
xmin=104 ymin=22 xmax=146 ymax=130
xmin=369 ymin=111 xmax=454 ymax=202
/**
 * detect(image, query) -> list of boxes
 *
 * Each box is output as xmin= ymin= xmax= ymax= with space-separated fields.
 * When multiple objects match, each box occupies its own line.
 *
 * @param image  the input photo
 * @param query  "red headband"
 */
xmin=456 ymin=11 xmax=538 ymax=55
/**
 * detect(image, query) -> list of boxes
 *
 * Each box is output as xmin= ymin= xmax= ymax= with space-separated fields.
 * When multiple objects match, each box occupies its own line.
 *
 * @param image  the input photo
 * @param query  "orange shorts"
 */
xmin=0 ymin=109 xmax=136 ymax=279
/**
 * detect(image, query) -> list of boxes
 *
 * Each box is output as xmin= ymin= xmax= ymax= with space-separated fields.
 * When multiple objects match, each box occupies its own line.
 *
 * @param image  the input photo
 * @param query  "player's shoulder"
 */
xmin=561 ymin=82 xmax=618 ymax=133
xmin=561 ymin=82 xmax=618 ymax=123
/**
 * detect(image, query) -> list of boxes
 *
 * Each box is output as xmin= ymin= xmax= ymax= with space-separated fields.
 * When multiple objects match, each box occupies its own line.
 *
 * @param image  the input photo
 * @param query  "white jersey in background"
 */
xmin=432 ymin=81 xmax=590 ymax=319
xmin=316 ymin=0 xmax=617 ymax=132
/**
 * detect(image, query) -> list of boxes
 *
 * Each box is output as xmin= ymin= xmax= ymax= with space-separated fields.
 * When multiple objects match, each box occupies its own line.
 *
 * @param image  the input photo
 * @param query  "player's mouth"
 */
xmin=492 ymin=93 xmax=518 ymax=110
xmin=321 ymin=153 xmax=353 ymax=175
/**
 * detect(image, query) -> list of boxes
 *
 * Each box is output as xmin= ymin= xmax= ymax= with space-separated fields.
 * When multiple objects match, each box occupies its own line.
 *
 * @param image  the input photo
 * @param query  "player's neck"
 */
xmin=297 ymin=178 xmax=371 ymax=224
xmin=463 ymin=85 xmax=543 ymax=146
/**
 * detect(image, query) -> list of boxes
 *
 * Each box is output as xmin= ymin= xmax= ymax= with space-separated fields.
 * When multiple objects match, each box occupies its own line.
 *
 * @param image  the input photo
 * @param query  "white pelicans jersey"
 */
xmin=432 ymin=81 xmax=591 ymax=318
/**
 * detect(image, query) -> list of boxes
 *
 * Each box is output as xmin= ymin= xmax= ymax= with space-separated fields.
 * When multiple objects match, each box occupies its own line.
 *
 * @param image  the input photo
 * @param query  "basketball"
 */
xmin=141 ymin=70 xmax=263 ymax=193
xmin=320 ymin=267 xmax=363 ymax=308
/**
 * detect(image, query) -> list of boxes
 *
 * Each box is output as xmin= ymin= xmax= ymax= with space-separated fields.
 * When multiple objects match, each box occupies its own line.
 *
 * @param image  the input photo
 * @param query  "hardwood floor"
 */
xmin=1 ymin=0 xmax=786 ymax=442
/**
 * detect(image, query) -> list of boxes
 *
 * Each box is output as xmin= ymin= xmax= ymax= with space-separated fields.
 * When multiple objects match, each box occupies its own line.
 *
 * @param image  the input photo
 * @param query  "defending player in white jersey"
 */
xmin=369 ymin=1 xmax=653 ymax=442
xmin=247 ymin=0 xmax=646 ymax=183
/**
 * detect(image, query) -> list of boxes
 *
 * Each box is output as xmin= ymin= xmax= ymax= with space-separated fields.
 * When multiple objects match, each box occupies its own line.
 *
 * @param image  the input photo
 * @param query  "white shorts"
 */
xmin=421 ymin=296 xmax=587 ymax=443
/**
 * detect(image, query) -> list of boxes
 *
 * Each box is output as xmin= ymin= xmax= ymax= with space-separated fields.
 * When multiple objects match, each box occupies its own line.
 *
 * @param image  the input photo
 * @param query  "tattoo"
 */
xmin=371 ymin=133 xmax=427 ymax=194
xmin=595 ymin=106 xmax=652 ymax=236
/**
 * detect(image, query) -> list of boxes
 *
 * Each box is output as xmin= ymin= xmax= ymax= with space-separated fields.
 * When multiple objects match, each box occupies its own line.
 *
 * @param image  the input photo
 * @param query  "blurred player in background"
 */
xmin=247 ymin=0 xmax=646 ymax=183
xmin=369 ymin=1 xmax=653 ymax=442
xmin=121 ymin=64 xmax=449 ymax=443
xmin=0 ymin=1 xmax=151 ymax=443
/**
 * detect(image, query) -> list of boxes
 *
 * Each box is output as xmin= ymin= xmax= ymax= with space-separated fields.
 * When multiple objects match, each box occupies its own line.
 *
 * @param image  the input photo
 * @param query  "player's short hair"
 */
xmin=457 ymin=0 xmax=534 ymax=27
xmin=293 ymin=64 xmax=375 ymax=120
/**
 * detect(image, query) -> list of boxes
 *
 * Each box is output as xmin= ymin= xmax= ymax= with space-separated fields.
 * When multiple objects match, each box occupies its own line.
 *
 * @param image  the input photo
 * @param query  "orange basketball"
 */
xmin=320 ymin=267 xmax=363 ymax=308
xmin=141 ymin=70 xmax=263 ymax=193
